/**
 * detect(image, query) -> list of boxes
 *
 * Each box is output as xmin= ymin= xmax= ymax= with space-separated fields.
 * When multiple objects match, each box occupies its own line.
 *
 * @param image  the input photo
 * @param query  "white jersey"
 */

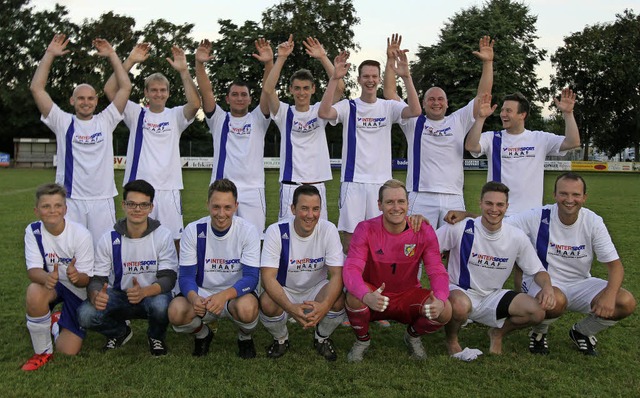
xmin=41 ymin=103 xmax=121 ymax=199
xmin=272 ymin=102 xmax=332 ymax=183
xmin=436 ymin=217 xmax=545 ymax=297
xmin=206 ymin=105 xmax=270 ymax=188
xmin=472 ymin=129 xmax=566 ymax=215
xmin=261 ymin=219 xmax=343 ymax=294
xmin=329 ymin=97 xmax=406 ymax=183
xmin=24 ymin=219 xmax=94 ymax=299
xmin=506 ymin=204 xmax=619 ymax=284
xmin=180 ymin=216 xmax=260 ymax=295
xmin=121 ymin=101 xmax=194 ymax=189
xmin=400 ymin=99 xmax=475 ymax=195
xmin=93 ymin=225 xmax=178 ymax=290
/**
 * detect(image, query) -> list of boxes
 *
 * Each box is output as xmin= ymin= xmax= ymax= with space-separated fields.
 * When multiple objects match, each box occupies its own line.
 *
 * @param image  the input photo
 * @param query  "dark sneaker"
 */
xmin=103 ymin=326 xmax=133 ymax=351
xmin=528 ymin=331 xmax=550 ymax=355
xmin=192 ymin=326 xmax=213 ymax=357
xmin=266 ymin=339 xmax=289 ymax=359
xmin=148 ymin=337 xmax=168 ymax=356
xmin=21 ymin=353 xmax=53 ymax=371
xmin=238 ymin=338 xmax=257 ymax=359
xmin=569 ymin=325 xmax=598 ymax=356
xmin=314 ymin=338 xmax=338 ymax=361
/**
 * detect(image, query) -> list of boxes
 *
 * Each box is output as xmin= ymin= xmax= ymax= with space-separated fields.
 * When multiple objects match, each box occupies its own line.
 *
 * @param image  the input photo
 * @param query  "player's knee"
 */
xmin=331 ymin=293 xmax=346 ymax=311
xmin=235 ymin=297 xmax=259 ymax=322
xmin=449 ymin=296 xmax=471 ymax=321
xmin=56 ymin=335 xmax=82 ymax=356
xmin=529 ymin=304 xmax=546 ymax=324
xmin=259 ymin=292 xmax=281 ymax=316
xmin=25 ymin=283 xmax=51 ymax=315
xmin=345 ymin=292 xmax=364 ymax=310
xmin=617 ymin=290 xmax=637 ymax=318
xmin=167 ymin=298 xmax=190 ymax=324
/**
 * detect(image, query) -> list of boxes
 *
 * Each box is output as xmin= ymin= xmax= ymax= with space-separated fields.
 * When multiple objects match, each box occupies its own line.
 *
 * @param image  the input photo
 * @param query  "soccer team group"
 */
xmin=21 ymin=31 xmax=636 ymax=371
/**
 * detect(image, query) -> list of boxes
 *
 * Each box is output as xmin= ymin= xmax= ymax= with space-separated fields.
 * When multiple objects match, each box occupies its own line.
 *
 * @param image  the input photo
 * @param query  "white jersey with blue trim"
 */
xmin=436 ymin=217 xmax=545 ymax=297
xmin=206 ymin=105 xmax=270 ymax=189
xmin=400 ymin=99 xmax=475 ymax=194
xmin=472 ymin=129 xmax=566 ymax=215
xmin=121 ymin=101 xmax=194 ymax=189
xmin=41 ymin=103 xmax=121 ymax=199
xmin=261 ymin=219 xmax=343 ymax=294
xmin=180 ymin=215 xmax=260 ymax=295
xmin=24 ymin=219 xmax=94 ymax=299
xmin=506 ymin=204 xmax=619 ymax=284
xmin=93 ymin=225 xmax=178 ymax=290
xmin=329 ymin=97 xmax=405 ymax=184
xmin=272 ymin=102 xmax=332 ymax=183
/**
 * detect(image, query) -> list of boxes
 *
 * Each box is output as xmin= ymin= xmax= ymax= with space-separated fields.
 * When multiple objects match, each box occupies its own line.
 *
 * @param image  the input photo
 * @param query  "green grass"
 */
xmin=1 ymin=168 xmax=639 ymax=397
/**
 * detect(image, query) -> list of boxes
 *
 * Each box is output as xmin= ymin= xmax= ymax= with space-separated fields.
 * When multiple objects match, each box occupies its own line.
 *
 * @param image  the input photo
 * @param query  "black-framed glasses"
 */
xmin=123 ymin=201 xmax=152 ymax=210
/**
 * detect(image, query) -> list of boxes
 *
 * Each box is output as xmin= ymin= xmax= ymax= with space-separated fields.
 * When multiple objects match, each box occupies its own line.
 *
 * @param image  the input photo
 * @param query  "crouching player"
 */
xmin=168 ymin=179 xmax=261 ymax=359
xmin=22 ymin=183 xmax=94 ymax=370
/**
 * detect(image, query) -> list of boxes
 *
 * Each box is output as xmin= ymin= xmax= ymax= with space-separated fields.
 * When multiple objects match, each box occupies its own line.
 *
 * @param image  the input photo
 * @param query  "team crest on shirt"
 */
xmin=404 ymin=244 xmax=416 ymax=257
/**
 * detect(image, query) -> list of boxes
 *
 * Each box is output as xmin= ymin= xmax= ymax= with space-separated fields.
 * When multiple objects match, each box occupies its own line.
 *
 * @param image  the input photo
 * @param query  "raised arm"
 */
xmin=555 ymin=88 xmax=581 ymax=151
xmin=303 ymin=37 xmax=344 ymax=104
xmin=391 ymin=48 xmax=421 ymax=119
xmin=166 ymin=45 xmax=201 ymax=120
xmin=251 ymin=38 xmax=274 ymax=116
xmin=93 ymin=38 xmax=131 ymax=114
xmin=30 ymin=34 xmax=70 ymax=118
xmin=104 ymin=42 xmax=150 ymax=101
xmin=262 ymin=35 xmax=294 ymax=115
xmin=195 ymin=39 xmax=216 ymax=114
xmin=465 ymin=92 xmax=496 ymax=153
xmin=471 ymin=36 xmax=494 ymax=118
xmin=383 ymin=34 xmax=403 ymax=101
xmin=318 ymin=51 xmax=350 ymax=121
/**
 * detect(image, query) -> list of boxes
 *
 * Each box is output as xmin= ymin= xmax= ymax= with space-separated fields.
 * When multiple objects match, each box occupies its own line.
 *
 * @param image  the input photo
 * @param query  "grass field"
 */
xmin=1 ymin=168 xmax=638 ymax=397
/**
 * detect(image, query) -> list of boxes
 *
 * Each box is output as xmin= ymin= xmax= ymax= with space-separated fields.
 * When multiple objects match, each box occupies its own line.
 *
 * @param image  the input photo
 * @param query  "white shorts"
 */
xmin=278 ymin=182 xmax=328 ymax=222
xmin=408 ymin=192 xmax=465 ymax=229
xmin=151 ymin=190 xmax=183 ymax=240
xmin=338 ymin=182 xmax=382 ymax=233
xmin=450 ymin=284 xmax=514 ymax=328
xmin=66 ymin=198 xmax=115 ymax=245
xmin=236 ymin=187 xmax=266 ymax=237
xmin=522 ymin=276 xmax=607 ymax=314
xmin=281 ymin=279 xmax=329 ymax=319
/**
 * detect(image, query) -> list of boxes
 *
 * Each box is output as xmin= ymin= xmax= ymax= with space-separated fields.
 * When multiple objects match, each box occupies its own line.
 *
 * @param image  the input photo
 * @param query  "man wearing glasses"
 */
xmin=78 ymin=179 xmax=178 ymax=356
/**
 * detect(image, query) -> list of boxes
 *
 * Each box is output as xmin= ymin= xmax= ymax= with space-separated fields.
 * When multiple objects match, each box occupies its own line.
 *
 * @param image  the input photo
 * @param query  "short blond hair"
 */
xmin=378 ymin=179 xmax=407 ymax=202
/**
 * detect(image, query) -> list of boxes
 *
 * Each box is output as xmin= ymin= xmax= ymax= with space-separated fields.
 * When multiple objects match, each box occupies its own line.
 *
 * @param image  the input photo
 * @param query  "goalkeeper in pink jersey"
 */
xmin=343 ymin=179 xmax=451 ymax=362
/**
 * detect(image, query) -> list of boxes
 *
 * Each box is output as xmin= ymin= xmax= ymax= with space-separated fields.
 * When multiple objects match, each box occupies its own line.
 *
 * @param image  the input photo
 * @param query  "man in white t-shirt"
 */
xmin=383 ymin=35 xmax=494 ymax=228
xmin=168 ymin=179 xmax=261 ymax=359
xmin=104 ymin=43 xmax=200 ymax=248
xmin=318 ymin=36 xmax=422 ymax=253
xmin=436 ymin=181 xmax=555 ymax=360
xmin=195 ymin=39 xmax=272 ymax=236
xmin=78 ymin=180 xmax=178 ymax=356
xmin=465 ymin=89 xmax=581 ymax=215
xmin=506 ymin=172 xmax=636 ymax=355
xmin=21 ymin=183 xmax=94 ymax=371
xmin=30 ymin=34 xmax=131 ymax=244
xmin=260 ymin=185 xmax=345 ymax=361
xmin=262 ymin=35 xmax=345 ymax=222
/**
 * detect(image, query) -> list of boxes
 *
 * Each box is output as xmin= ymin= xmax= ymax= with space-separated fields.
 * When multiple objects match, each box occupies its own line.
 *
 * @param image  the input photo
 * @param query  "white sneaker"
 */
xmin=347 ymin=340 xmax=370 ymax=362
xmin=404 ymin=331 xmax=427 ymax=360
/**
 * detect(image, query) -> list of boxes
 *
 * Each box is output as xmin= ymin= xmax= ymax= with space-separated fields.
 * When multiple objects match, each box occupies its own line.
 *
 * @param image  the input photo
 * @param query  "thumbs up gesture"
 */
xmin=423 ymin=291 xmax=444 ymax=320
xmin=126 ymin=277 xmax=144 ymax=304
xmin=45 ymin=263 xmax=59 ymax=290
xmin=363 ymin=283 xmax=390 ymax=312
xmin=66 ymin=257 xmax=80 ymax=285
xmin=95 ymin=283 xmax=109 ymax=311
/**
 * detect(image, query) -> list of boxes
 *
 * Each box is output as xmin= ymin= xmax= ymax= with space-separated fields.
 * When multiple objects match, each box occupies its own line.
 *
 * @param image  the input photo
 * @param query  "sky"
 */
xmin=30 ymin=0 xmax=636 ymax=112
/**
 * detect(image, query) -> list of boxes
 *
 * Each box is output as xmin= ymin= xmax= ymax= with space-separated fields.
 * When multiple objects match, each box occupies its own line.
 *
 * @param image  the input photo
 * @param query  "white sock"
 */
xmin=172 ymin=317 xmax=203 ymax=335
xmin=316 ymin=309 xmax=346 ymax=341
xmin=575 ymin=314 xmax=617 ymax=336
xmin=27 ymin=313 xmax=53 ymax=355
xmin=259 ymin=311 xmax=288 ymax=343
xmin=531 ymin=318 xmax=558 ymax=334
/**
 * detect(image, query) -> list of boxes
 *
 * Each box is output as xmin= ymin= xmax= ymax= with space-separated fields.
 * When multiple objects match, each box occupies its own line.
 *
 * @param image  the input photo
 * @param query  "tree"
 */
xmin=410 ymin=0 xmax=547 ymax=132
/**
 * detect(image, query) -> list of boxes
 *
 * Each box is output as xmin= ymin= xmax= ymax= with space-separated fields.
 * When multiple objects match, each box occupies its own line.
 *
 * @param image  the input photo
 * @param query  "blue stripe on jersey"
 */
xmin=30 ymin=221 xmax=47 ymax=269
xmin=458 ymin=219 xmax=475 ymax=290
xmin=412 ymin=115 xmax=427 ymax=192
xmin=215 ymin=113 xmax=231 ymax=180
xmin=491 ymin=131 xmax=502 ymax=182
xmin=64 ymin=119 xmax=75 ymax=197
xmin=344 ymin=100 xmax=357 ymax=182
xmin=128 ymin=108 xmax=146 ymax=182
xmin=277 ymin=223 xmax=290 ymax=286
xmin=282 ymin=106 xmax=294 ymax=182
xmin=196 ymin=222 xmax=207 ymax=287
xmin=535 ymin=208 xmax=551 ymax=270
xmin=111 ymin=231 xmax=123 ymax=290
